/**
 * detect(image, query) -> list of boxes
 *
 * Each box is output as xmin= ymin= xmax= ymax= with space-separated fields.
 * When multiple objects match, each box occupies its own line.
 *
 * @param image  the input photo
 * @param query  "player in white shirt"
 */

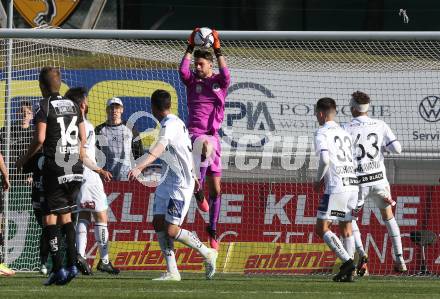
xmin=314 ymin=97 xmax=359 ymax=282
xmin=344 ymin=91 xmax=406 ymax=274
xmin=65 ymin=87 xmax=119 ymax=275
xmin=128 ymin=89 xmax=217 ymax=281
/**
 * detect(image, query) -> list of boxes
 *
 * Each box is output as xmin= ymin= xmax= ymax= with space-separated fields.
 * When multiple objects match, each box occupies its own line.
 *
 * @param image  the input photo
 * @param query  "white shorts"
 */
xmin=316 ymin=191 xmax=358 ymax=221
xmin=358 ymin=184 xmax=392 ymax=210
xmin=153 ymin=189 xmax=192 ymax=226
xmin=76 ymin=181 xmax=108 ymax=213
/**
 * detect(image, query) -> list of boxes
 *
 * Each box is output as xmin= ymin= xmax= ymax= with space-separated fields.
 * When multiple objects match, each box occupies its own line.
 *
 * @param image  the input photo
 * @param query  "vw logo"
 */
xmin=419 ymin=96 xmax=440 ymax=122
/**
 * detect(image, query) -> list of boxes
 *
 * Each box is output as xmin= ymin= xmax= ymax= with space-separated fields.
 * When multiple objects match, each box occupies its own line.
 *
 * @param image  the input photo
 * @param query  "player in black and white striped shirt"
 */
xmin=17 ymin=67 xmax=110 ymax=285
xmin=17 ymin=67 xmax=83 ymax=285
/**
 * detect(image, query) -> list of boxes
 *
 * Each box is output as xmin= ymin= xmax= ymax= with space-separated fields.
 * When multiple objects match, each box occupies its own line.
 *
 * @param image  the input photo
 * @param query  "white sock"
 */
xmin=352 ymin=220 xmax=366 ymax=257
xmin=94 ymin=222 xmax=109 ymax=264
xmin=192 ymin=139 xmax=204 ymax=179
xmin=175 ymin=229 xmax=210 ymax=258
xmin=157 ymin=231 xmax=178 ymax=274
xmin=192 ymin=152 xmax=202 ymax=179
xmin=323 ymin=231 xmax=351 ymax=262
xmin=76 ymin=219 xmax=89 ymax=258
xmin=342 ymin=235 xmax=355 ymax=259
xmin=385 ymin=218 xmax=404 ymax=263
xmin=192 ymin=138 xmax=213 ymax=178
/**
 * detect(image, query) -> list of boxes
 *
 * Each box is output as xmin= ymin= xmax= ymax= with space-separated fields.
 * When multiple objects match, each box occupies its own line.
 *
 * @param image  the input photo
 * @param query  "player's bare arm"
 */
xmin=128 ymin=142 xmax=165 ymax=180
xmin=314 ymin=149 xmax=329 ymax=192
xmin=78 ymin=121 xmax=112 ymax=182
xmin=16 ymin=121 xmax=46 ymax=170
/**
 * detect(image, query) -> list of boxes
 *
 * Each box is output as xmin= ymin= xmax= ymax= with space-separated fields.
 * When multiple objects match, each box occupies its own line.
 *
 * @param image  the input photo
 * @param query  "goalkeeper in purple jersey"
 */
xmin=179 ymin=28 xmax=230 ymax=250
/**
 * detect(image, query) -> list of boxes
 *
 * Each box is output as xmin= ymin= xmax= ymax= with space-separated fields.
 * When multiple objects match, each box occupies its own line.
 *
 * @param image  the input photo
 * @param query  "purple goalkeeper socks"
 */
xmin=199 ymin=166 xmax=208 ymax=187
xmin=209 ymin=195 xmax=221 ymax=231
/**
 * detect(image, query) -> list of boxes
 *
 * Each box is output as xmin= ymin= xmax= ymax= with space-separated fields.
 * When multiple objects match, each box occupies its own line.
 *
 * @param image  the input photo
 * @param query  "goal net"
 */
xmin=1 ymin=31 xmax=439 ymax=276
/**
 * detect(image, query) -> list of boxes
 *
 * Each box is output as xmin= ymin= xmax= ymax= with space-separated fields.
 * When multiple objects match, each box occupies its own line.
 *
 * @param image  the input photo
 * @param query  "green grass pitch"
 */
xmin=1 ymin=272 xmax=439 ymax=299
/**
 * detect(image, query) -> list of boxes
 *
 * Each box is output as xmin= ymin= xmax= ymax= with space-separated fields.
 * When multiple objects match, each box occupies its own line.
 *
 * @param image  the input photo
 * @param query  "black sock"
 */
xmin=40 ymin=227 xmax=49 ymax=265
xmin=46 ymin=225 xmax=62 ymax=272
xmin=62 ymin=222 xmax=77 ymax=268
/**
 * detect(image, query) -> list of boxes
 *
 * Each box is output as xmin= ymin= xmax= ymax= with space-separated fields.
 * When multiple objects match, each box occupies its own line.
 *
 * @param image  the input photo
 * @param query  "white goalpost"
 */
xmin=0 ymin=29 xmax=439 ymax=275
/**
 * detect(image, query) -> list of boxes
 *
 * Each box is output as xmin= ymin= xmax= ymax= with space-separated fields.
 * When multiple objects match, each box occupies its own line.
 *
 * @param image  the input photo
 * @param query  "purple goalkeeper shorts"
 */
xmin=191 ymin=134 xmax=222 ymax=177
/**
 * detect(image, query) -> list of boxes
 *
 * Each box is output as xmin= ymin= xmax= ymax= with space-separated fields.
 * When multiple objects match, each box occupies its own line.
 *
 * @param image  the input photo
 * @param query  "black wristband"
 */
xmin=186 ymin=45 xmax=194 ymax=54
xmin=214 ymin=47 xmax=223 ymax=58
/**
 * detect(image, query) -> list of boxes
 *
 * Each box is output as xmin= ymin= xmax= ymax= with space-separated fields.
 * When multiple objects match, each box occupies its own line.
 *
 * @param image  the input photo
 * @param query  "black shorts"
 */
xmin=42 ymin=174 xmax=82 ymax=215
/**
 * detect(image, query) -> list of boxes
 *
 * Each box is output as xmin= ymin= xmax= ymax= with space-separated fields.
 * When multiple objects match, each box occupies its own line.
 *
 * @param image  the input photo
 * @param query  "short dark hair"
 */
xmin=65 ymin=87 xmax=88 ymax=106
xmin=20 ymin=100 xmax=33 ymax=109
xmin=151 ymin=89 xmax=171 ymax=111
xmin=316 ymin=97 xmax=337 ymax=112
xmin=39 ymin=66 xmax=61 ymax=91
xmin=351 ymin=91 xmax=370 ymax=104
xmin=194 ymin=49 xmax=213 ymax=62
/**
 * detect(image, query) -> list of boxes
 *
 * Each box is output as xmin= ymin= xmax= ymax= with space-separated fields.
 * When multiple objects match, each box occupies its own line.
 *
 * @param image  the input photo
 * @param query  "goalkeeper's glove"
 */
xmin=186 ymin=28 xmax=199 ymax=54
xmin=212 ymin=29 xmax=221 ymax=49
xmin=212 ymin=29 xmax=223 ymax=58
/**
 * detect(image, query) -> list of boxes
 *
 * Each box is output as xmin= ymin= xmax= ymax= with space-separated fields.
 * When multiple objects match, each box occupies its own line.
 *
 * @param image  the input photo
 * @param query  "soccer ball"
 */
xmin=194 ymin=27 xmax=214 ymax=48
